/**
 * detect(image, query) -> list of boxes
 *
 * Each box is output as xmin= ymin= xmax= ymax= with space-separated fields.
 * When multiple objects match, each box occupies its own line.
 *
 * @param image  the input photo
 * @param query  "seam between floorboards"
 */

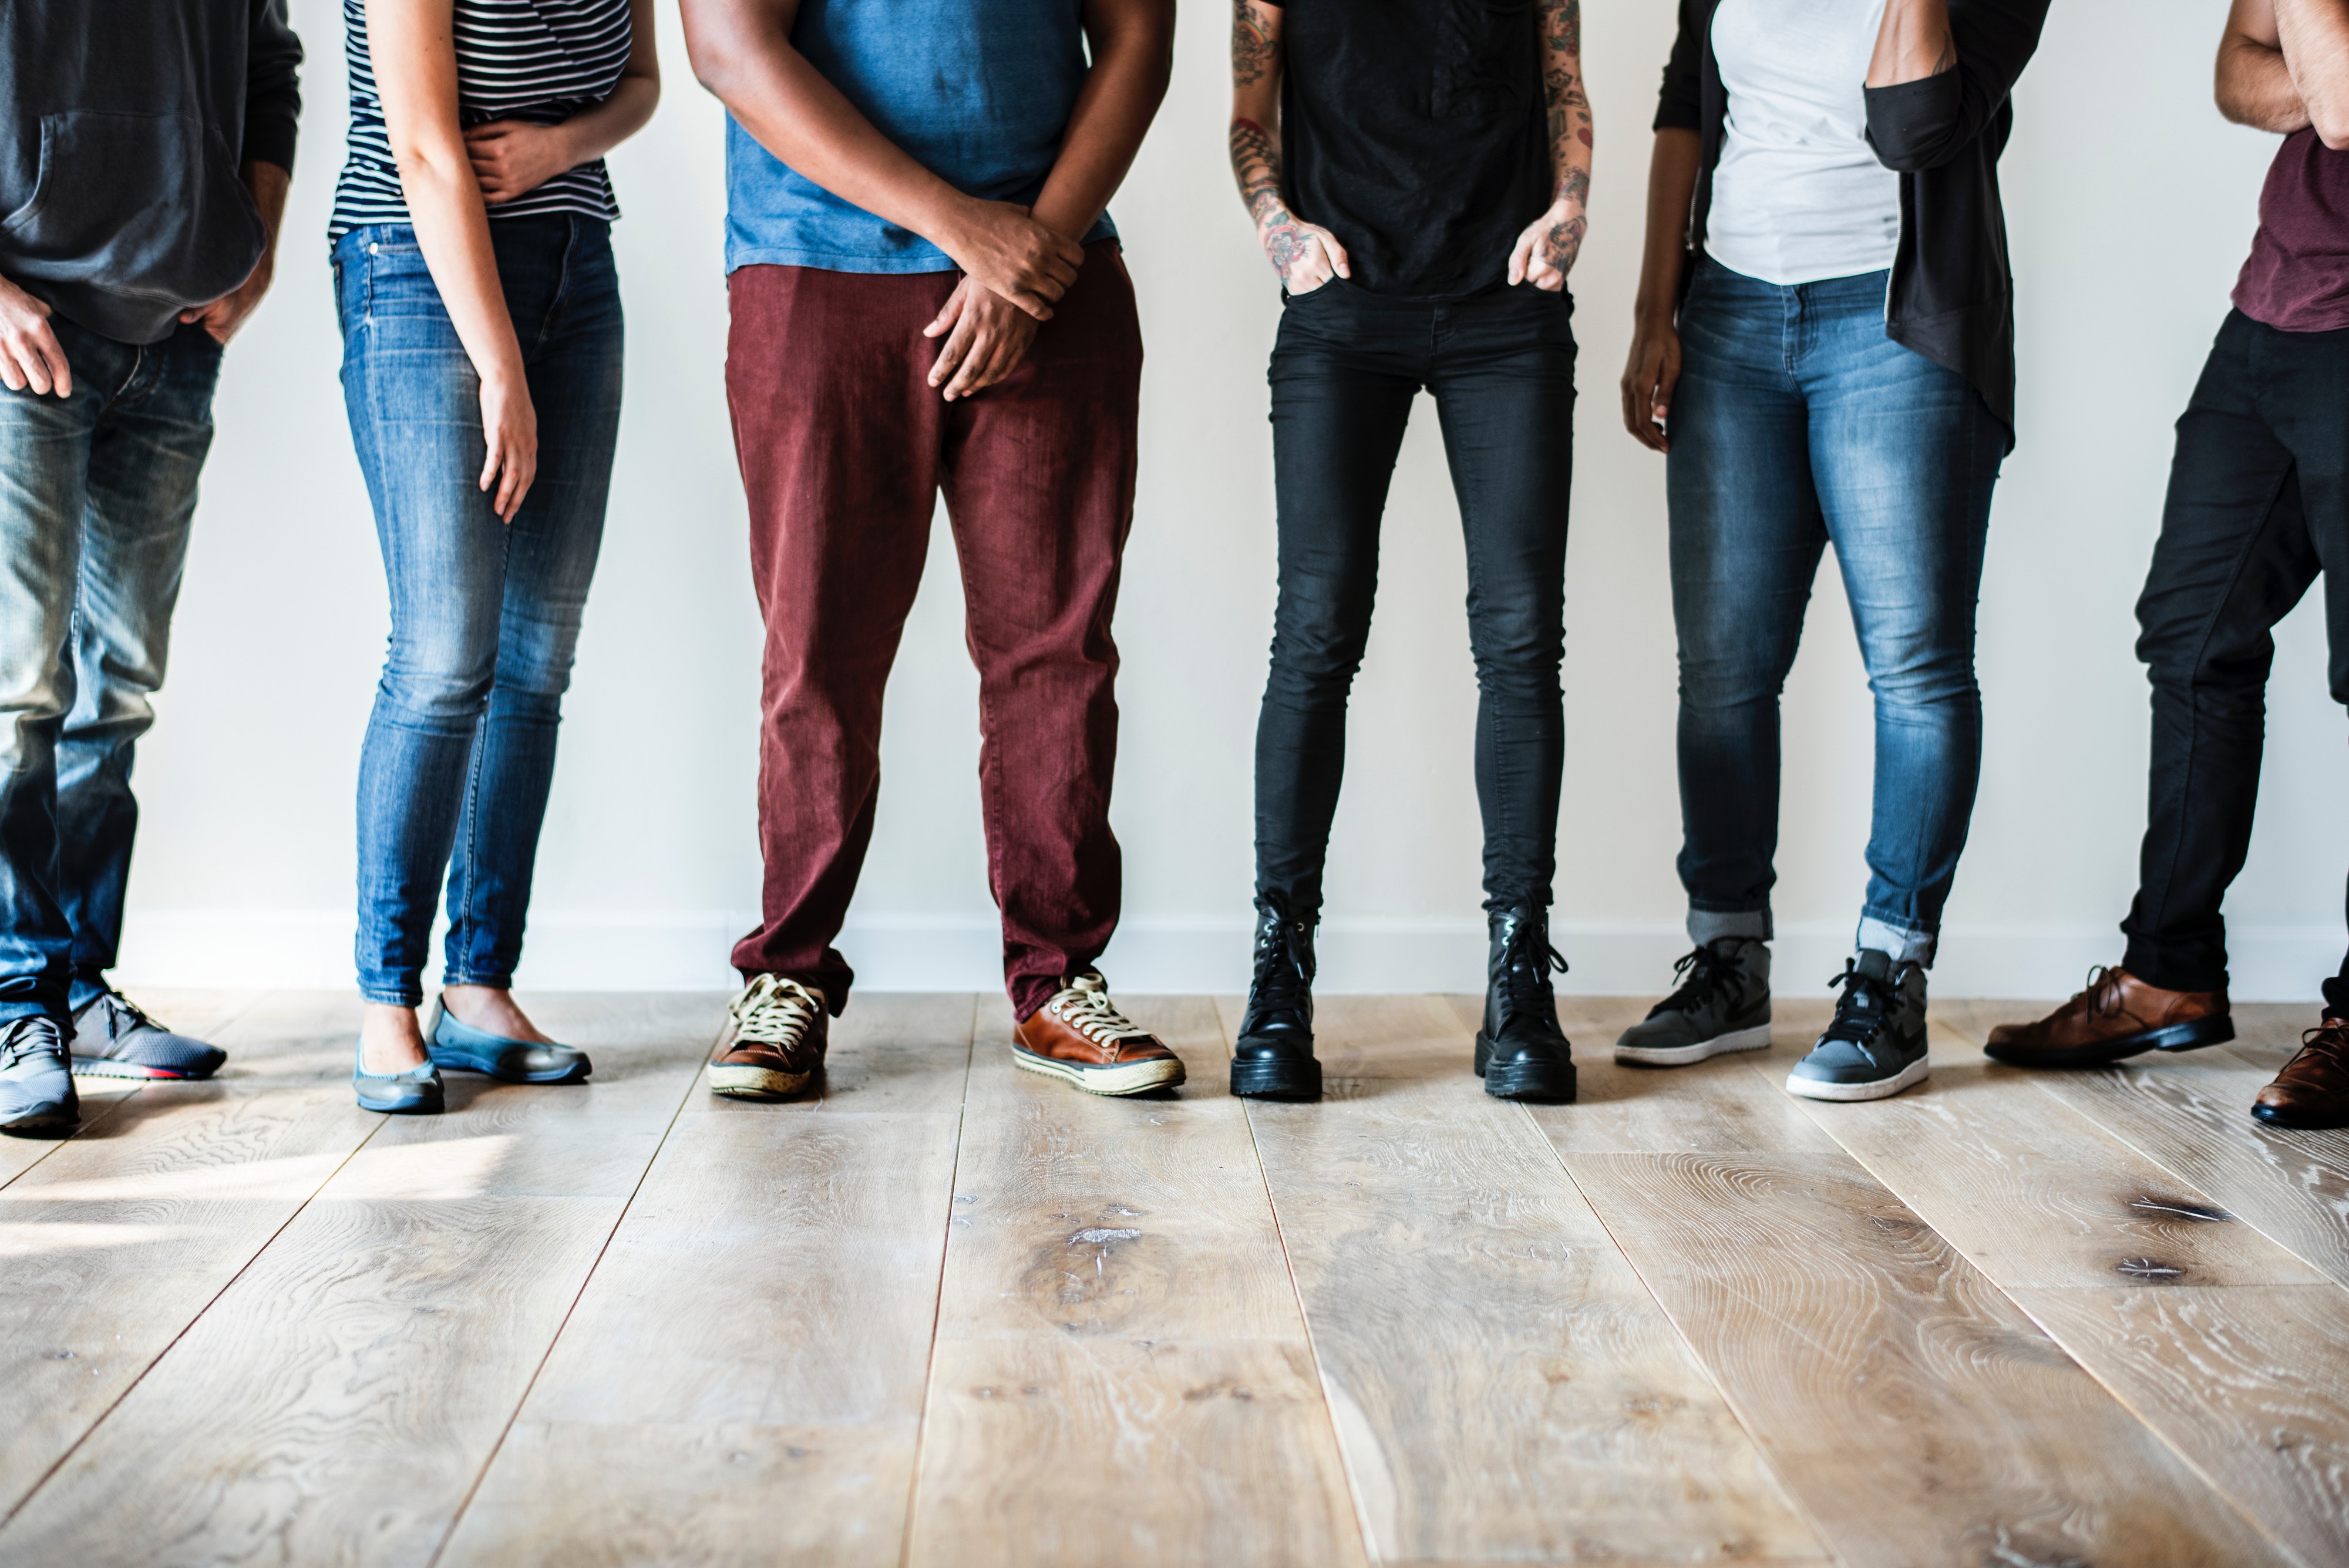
xmin=0 ymin=1008 xmax=388 ymax=1533
xmin=1509 ymin=1098 xmax=1850 ymax=1568
xmin=897 ymin=992 xmax=980 ymax=1568
xmin=425 ymin=1002 xmax=736 ymax=1568
xmin=1732 ymin=1050 xmax=2319 ymax=1568
xmin=1226 ymin=1005 xmax=1377 ymax=1568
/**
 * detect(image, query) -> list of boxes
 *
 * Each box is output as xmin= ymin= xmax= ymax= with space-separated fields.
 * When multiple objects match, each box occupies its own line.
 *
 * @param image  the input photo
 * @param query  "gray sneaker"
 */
xmin=70 ymin=990 xmax=227 ymax=1080
xmin=1786 ymin=949 xmax=1930 ymax=1102
xmin=0 ymin=1016 xmax=79 ymax=1136
xmin=1616 ymin=938 xmax=1772 ymax=1066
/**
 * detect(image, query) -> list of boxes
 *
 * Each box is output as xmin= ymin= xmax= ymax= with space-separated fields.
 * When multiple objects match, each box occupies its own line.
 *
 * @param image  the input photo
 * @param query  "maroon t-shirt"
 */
xmin=2236 ymin=129 xmax=2349 ymax=332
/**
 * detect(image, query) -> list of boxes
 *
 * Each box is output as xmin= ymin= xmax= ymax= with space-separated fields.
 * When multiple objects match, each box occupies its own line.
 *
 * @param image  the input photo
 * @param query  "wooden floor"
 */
xmin=2 ymin=990 xmax=2345 ymax=1567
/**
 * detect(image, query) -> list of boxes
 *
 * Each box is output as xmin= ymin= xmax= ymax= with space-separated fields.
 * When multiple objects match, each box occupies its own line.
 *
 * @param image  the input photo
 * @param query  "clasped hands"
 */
xmin=925 ymin=199 xmax=1087 ymax=401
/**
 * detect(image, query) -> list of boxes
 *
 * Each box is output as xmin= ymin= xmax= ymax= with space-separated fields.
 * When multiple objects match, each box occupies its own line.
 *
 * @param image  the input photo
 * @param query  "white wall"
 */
xmin=115 ymin=0 xmax=2348 ymax=1004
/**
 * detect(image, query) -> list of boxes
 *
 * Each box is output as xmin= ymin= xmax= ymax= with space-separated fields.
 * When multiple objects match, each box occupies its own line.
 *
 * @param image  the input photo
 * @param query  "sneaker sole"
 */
xmin=706 ymin=1062 xmax=816 ymax=1100
xmin=1230 ymin=1056 xmax=1322 ymax=1101
xmin=0 ymin=1103 xmax=79 ymax=1136
xmin=1614 ymin=1023 xmax=1774 ymax=1067
xmin=1785 ymin=1055 xmax=1931 ymax=1102
xmin=70 ymin=1055 xmax=227 ymax=1082
xmin=1012 ymin=1045 xmax=1186 ymax=1098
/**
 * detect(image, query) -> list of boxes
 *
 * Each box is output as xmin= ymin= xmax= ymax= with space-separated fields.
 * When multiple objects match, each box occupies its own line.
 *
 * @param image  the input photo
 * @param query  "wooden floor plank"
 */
xmin=1248 ymin=995 xmax=1824 ymax=1567
xmin=904 ymin=996 xmax=1365 ymax=1568
xmin=1934 ymin=1005 xmax=2349 ymax=1291
xmin=0 ymin=991 xmax=376 ymax=1521
xmin=0 ymin=992 xmax=719 ymax=1567
xmin=1564 ymin=1145 xmax=2292 ymax=1568
xmin=439 ymin=992 xmax=974 ymax=1568
xmin=2011 ymin=1284 xmax=2349 ymax=1568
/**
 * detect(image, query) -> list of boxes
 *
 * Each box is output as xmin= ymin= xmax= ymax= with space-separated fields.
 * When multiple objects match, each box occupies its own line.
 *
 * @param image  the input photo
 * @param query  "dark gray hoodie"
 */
xmin=1 ymin=0 xmax=302 ymax=344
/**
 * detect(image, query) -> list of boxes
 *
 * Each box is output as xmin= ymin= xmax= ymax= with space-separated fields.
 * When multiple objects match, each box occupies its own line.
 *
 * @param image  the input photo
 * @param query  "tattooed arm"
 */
xmin=1229 ymin=0 xmax=1350 ymax=292
xmin=1506 ymin=0 xmax=1591 ymax=290
xmin=1869 ymin=0 xmax=1957 ymax=86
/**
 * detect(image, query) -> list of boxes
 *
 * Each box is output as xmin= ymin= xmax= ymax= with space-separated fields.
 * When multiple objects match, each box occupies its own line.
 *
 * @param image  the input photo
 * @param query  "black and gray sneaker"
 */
xmin=1473 ymin=900 xmax=1576 ymax=1103
xmin=1 ymin=1016 xmax=79 ymax=1136
xmin=1785 ymin=949 xmax=1929 ymax=1102
xmin=70 ymin=990 xmax=227 ymax=1081
xmin=1616 ymin=938 xmax=1772 ymax=1066
xmin=1231 ymin=898 xmax=1321 ymax=1101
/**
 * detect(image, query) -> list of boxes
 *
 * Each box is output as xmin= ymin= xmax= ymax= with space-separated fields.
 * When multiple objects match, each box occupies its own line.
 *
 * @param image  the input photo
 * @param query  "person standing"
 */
xmin=336 ymin=0 xmax=659 ymax=1115
xmin=1224 ymin=0 xmax=1592 ymax=1104
xmin=1988 ymin=0 xmax=2349 ymax=1129
xmin=679 ymin=0 xmax=1180 ymax=1099
xmin=1613 ymin=0 xmax=2047 ymax=1101
xmin=0 ymin=1 xmax=304 ymax=1135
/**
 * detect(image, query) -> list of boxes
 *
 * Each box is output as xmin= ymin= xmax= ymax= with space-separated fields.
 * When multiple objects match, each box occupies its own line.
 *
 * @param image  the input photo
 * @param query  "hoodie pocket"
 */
xmin=1 ymin=111 xmax=263 ymax=307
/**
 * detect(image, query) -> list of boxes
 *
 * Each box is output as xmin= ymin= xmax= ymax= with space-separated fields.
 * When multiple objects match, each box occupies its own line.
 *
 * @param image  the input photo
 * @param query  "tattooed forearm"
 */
xmin=1232 ymin=0 xmax=1276 ymax=87
xmin=1229 ymin=117 xmax=1285 ymax=226
xmin=1536 ymin=0 xmax=1593 ymax=201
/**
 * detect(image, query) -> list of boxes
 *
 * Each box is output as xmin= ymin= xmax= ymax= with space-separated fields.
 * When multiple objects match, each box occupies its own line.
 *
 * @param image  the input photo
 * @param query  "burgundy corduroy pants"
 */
xmin=723 ymin=243 xmax=1141 ymax=1019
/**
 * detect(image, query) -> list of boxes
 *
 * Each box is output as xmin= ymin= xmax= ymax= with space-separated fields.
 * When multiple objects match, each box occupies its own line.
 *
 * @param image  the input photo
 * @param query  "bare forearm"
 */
xmin=242 ymin=159 xmax=290 ymax=272
xmin=2277 ymin=0 xmax=2349 ymax=145
xmin=1869 ymin=0 xmax=1956 ymax=86
xmin=1031 ymin=0 xmax=1172 ymax=241
xmin=2220 ymin=33 xmax=2314 ymax=130
xmin=1633 ymin=128 xmax=1700 ymax=321
xmin=401 ymin=153 xmax=528 ymax=379
xmin=682 ymin=0 xmax=974 ymax=246
xmin=548 ymin=75 xmax=659 ymax=170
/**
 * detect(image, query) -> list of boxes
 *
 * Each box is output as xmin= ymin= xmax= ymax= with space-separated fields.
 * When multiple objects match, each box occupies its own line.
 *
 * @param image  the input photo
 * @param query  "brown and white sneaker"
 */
xmin=1011 ymin=973 xmax=1186 ymax=1097
xmin=1984 ymin=966 xmax=2233 ymax=1068
xmin=707 ymin=975 xmax=828 ymax=1100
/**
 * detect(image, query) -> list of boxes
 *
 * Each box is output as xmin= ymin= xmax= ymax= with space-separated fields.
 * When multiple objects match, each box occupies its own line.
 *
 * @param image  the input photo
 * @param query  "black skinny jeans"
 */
xmin=2124 ymin=309 xmax=2349 ymax=1001
xmin=1254 ymin=280 xmax=1576 ymax=918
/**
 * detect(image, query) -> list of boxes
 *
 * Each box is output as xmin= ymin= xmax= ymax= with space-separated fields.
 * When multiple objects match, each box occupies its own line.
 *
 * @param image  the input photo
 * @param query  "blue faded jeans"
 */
xmin=337 ymin=217 xmax=622 ymax=1007
xmin=1667 ymin=257 xmax=2004 ymax=967
xmin=0 ymin=318 xmax=223 ymax=1024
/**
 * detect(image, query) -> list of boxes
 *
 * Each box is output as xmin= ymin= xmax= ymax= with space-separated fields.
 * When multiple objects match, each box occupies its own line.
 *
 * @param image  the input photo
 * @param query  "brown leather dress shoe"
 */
xmin=1011 ymin=973 xmax=1186 ymax=1097
xmin=2254 ymin=1022 xmax=2349 ymax=1128
xmin=1984 ymin=966 xmax=2233 ymax=1068
xmin=706 ymin=975 xmax=829 ymax=1100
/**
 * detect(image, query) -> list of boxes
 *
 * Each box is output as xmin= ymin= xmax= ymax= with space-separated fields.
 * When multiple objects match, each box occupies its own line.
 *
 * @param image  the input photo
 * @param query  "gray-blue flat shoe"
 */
xmin=354 ymin=1039 xmax=445 ymax=1115
xmin=427 ymin=1000 xmax=591 ymax=1084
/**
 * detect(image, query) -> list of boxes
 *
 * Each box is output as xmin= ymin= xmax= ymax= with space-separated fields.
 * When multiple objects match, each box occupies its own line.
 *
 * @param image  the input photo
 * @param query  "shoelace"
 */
xmin=92 ymin=991 xmax=161 ymax=1039
xmin=0 ymin=1018 xmax=60 ymax=1069
xmin=1046 ymin=976 xmax=1153 ymax=1051
xmin=1250 ymin=914 xmax=1313 ymax=1018
xmin=2293 ymin=1021 xmax=2349 ymax=1068
xmin=732 ymin=976 xmax=820 ymax=1049
xmin=1820 ymin=962 xmax=1896 ymax=1058
xmin=2070 ymin=965 xmax=2126 ymax=1021
xmin=1659 ymin=945 xmax=1739 ymax=1016
xmin=1493 ymin=911 xmax=1567 ymax=1029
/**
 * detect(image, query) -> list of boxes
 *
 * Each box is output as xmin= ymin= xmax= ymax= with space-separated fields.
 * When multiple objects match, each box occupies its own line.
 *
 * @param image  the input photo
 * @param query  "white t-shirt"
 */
xmin=1703 ymin=0 xmax=1902 ymax=287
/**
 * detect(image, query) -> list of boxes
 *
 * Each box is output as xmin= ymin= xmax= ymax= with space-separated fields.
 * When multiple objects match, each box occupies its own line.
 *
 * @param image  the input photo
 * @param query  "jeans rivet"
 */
xmin=369 ymin=243 xmax=379 ymax=255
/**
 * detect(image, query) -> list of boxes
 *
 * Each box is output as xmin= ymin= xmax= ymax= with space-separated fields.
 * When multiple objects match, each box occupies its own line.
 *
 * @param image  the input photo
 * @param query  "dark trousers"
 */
xmin=2123 ymin=308 xmax=2349 ymax=1001
xmin=724 ymin=243 xmax=1142 ymax=1019
xmin=1254 ymin=281 xmax=1576 ymax=918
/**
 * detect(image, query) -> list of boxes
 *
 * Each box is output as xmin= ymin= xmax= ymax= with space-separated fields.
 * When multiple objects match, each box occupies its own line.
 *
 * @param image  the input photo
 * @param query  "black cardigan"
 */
xmin=1655 ymin=0 xmax=2049 ymax=446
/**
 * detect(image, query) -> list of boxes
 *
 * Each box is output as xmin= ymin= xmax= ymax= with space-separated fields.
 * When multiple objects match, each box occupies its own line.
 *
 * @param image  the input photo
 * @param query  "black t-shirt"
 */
xmin=1270 ymin=0 xmax=1550 ymax=299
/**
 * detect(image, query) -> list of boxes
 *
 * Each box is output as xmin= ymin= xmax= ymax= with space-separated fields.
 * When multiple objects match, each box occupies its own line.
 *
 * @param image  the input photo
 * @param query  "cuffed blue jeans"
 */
xmin=0 ymin=317 xmax=222 ymax=1024
xmin=337 ymin=217 xmax=622 ymax=1007
xmin=1667 ymin=257 xmax=2003 ymax=968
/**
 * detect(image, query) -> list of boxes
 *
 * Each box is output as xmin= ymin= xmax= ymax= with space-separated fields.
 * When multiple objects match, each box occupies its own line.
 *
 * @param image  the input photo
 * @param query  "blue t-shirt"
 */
xmin=725 ymin=0 xmax=1118 ymax=274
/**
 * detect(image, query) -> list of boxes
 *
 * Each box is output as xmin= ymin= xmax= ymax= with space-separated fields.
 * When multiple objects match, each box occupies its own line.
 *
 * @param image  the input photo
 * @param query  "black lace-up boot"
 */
xmin=1233 ymin=899 xmax=1321 ymax=1101
xmin=1475 ymin=899 xmax=1576 ymax=1102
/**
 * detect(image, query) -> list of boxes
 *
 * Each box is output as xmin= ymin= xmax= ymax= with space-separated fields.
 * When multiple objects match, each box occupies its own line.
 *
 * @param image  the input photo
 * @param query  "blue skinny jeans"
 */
xmin=1667 ymin=256 xmax=2004 ymax=967
xmin=336 ymin=217 xmax=622 ymax=1007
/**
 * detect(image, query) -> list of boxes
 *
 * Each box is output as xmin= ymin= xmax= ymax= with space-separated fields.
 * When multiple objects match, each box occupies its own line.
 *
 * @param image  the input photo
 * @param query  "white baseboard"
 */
xmin=111 ymin=906 xmax=2340 ymax=1003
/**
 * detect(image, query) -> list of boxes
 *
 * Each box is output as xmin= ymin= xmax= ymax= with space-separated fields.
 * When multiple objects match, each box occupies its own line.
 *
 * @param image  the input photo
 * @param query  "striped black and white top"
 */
xmin=329 ymin=0 xmax=631 ymax=242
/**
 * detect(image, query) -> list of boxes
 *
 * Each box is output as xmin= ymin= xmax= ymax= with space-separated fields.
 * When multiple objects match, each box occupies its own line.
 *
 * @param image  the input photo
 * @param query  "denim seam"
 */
xmin=446 ymin=523 xmax=514 ymax=988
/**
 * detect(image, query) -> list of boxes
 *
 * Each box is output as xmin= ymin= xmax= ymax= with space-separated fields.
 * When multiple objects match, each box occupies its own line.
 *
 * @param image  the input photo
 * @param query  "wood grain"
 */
xmin=1565 ymin=1150 xmax=2291 ymax=1567
xmin=2013 ymin=1284 xmax=2349 ymax=1568
xmin=440 ymin=992 xmax=976 ymax=1568
xmin=904 ymin=996 xmax=1364 ymax=1568
xmin=1934 ymin=1006 xmax=2349 ymax=1290
xmin=0 ymin=992 xmax=714 ymax=1566
xmin=1247 ymin=994 xmax=1823 ymax=1566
